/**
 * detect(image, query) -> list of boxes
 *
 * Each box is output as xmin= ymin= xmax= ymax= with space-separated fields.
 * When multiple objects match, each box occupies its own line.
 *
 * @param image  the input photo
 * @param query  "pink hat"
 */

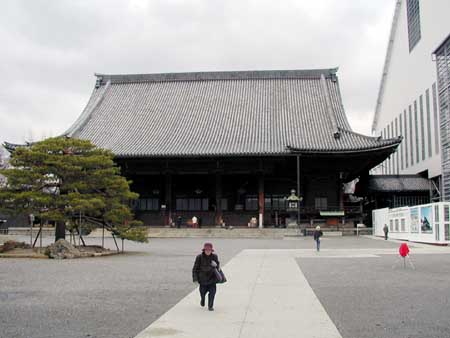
xmin=203 ymin=242 xmax=214 ymax=251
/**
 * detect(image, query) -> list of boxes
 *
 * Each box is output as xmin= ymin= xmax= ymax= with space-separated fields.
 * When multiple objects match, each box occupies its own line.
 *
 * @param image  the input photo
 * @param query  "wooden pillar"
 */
xmin=165 ymin=173 xmax=172 ymax=226
xmin=258 ymin=172 xmax=264 ymax=228
xmin=215 ymin=172 xmax=223 ymax=225
xmin=339 ymin=176 xmax=345 ymax=229
xmin=339 ymin=173 xmax=344 ymax=210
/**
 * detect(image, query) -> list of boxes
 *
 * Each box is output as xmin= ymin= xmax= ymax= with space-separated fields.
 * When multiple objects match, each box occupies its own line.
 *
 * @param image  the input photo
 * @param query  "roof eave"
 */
xmin=113 ymin=143 xmax=401 ymax=159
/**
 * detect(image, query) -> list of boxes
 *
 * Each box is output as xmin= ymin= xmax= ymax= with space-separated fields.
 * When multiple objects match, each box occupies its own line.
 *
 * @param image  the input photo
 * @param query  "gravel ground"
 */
xmin=297 ymin=253 xmax=450 ymax=338
xmin=0 ymin=235 xmax=415 ymax=338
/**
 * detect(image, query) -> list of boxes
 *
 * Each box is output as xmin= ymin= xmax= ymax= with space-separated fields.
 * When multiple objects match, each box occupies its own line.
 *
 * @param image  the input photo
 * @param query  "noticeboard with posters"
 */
xmin=420 ymin=206 xmax=433 ymax=233
xmin=410 ymin=208 xmax=419 ymax=233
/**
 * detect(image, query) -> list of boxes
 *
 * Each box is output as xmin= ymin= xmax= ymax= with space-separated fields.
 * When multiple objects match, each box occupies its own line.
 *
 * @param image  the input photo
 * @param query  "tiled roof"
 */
xmin=3 ymin=142 xmax=32 ymax=153
xmin=368 ymin=175 xmax=431 ymax=192
xmin=65 ymin=69 xmax=401 ymax=157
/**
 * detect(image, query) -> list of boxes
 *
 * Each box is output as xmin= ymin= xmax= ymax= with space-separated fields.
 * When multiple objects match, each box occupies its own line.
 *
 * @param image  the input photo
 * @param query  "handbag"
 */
xmin=213 ymin=267 xmax=227 ymax=284
xmin=218 ymin=269 xmax=227 ymax=283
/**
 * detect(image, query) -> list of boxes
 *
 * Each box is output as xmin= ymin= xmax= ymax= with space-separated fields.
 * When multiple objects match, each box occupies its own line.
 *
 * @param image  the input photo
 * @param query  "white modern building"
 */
xmin=433 ymin=29 xmax=450 ymax=202
xmin=372 ymin=0 xmax=450 ymax=201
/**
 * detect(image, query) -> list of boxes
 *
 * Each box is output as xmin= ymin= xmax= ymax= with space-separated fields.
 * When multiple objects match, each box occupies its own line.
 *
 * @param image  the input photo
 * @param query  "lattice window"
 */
xmin=137 ymin=198 xmax=159 ymax=211
xmin=406 ymin=0 xmax=421 ymax=52
xmin=404 ymin=110 xmax=409 ymax=168
xmin=315 ymin=197 xmax=328 ymax=210
xmin=399 ymin=113 xmax=404 ymax=170
xmin=426 ymin=89 xmax=433 ymax=157
xmin=420 ymin=95 xmax=425 ymax=161
xmin=435 ymin=37 xmax=450 ymax=201
xmin=176 ymin=198 xmax=208 ymax=211
xmin=414 ymin=100 xmax=420 ymax=163
xmin=409 ymin=106 xmax=414 ymax=166
xmin=245 ymin=196 xmax=258 ymax=211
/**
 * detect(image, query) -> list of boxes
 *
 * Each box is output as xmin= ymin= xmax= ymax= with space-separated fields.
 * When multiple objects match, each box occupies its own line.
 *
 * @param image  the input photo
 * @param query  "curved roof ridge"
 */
xmin=370 ymin=174 xmax=428 ymax=178
xmin=330 ymin=77 xmax=352 ymax=130
xmin=64 ymin=80 xmax=111 ymax=137
xmin=3 ymin=141 xmax=33 ymax=153
xmin=320 ymin=74 xmax=340 ymax=138
xmin=338 ymin=127 xmax=402 ymax=143
xmin=95 ymin=68 xmax=339 ymax=85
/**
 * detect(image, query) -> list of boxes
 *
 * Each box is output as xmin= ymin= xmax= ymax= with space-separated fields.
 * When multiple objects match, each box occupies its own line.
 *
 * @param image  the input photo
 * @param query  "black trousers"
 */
xmin=199 ymin=283 xmax=216 ymax=308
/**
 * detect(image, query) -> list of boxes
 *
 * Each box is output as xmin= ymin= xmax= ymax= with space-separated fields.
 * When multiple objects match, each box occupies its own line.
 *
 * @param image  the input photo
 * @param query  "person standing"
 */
xmin=192 ymin=243 xmax=220 ymax=311
xmin=383 ymin=224 xmax=389 ymax=240
xmin=313 ymin=226 xmax=323 ymax=252
xmin=192 ymin=216 xmax=198 ymax=228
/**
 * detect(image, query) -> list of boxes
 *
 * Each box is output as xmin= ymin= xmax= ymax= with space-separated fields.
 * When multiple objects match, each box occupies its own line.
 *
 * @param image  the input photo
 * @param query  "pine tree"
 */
xmin=0 ymin=146 xmax=7 ymax=187
xmin=0 ymin=137 xmax=147 ymax=244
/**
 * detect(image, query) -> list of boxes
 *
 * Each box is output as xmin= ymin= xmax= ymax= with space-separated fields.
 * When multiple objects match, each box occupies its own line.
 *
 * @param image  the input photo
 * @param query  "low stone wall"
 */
xmin=6 ymin=226 xmax=359 ymax=239
xmin=7 ymin=227 xmax=56 ymax=236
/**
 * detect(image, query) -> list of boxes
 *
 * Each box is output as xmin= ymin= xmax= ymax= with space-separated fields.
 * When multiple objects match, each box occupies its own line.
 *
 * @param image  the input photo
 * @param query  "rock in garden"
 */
xmin=45 ymin=239 xmax=81 ymax=259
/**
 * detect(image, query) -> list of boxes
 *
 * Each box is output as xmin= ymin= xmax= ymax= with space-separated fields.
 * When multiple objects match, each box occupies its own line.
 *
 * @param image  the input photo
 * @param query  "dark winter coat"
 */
xmin=192 ymin=252 xmax=220 ymax=285
xmin=313 ymin=230 xmax=323 ymax=241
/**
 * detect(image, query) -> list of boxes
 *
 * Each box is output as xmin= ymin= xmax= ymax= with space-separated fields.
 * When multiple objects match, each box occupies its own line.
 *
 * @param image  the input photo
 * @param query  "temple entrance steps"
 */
xmin=86 ymin=227 xmax=301 ymax=239
xmin=87 ymin=227 xmax=347 ymax=239
xmin=147 ymin=227 xmax=301 ymax=239
xmin=144 ymin=225 xmax=363 ymax=238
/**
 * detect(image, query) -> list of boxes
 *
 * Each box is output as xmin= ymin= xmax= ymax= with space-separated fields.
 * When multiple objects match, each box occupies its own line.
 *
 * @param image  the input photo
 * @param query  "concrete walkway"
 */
xmin=134 ymin=243 xmax=450 ymax=338
xmin=135 ymin=249 xmax=343 ymax=338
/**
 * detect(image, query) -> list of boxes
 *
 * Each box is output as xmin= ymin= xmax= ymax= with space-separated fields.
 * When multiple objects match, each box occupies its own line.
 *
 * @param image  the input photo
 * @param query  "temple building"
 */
xmin=6 ymin=69 xmax=401 ymax=228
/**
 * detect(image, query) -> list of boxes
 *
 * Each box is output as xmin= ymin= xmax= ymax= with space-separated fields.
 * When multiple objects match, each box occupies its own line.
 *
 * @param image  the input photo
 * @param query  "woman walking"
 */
xmin=192 ymin=242 xmax=220 ymax=311
xmin=313 ymin=226 xmax=323 ymax=252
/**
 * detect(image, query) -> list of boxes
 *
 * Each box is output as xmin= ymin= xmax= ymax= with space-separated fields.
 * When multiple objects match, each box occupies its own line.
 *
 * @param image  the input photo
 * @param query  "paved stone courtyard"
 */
xmin=298 ymin=251 xmax=450 ymax=338
xmin=1 ymin=236 xmax=449 ymax=338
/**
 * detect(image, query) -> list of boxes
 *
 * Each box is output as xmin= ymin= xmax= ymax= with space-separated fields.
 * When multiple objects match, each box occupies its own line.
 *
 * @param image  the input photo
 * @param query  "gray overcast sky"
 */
xmin=0 ymin=0 xmax=394 ymax=145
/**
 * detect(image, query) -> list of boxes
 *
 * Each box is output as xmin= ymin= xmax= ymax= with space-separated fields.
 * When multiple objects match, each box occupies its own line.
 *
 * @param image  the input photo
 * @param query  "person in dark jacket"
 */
xmin=192 ymin=242 xmax=220 ymax=311
xmin=313 ymin=226 xmax=323 ymax=252
xmin=383 ymin=224 xmax=389 ymax=240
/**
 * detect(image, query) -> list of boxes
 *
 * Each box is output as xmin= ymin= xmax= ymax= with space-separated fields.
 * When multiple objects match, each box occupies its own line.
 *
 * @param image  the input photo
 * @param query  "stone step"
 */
xmin=149 ymin=228 xmax=302 ymax=239
xmin=87 ymin=227 xmax=302 ymax=239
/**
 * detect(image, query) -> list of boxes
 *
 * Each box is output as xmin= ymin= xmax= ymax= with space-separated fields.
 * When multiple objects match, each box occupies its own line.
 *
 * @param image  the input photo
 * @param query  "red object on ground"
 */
xmin=399 ymin=243 xmax=410 ymax=257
